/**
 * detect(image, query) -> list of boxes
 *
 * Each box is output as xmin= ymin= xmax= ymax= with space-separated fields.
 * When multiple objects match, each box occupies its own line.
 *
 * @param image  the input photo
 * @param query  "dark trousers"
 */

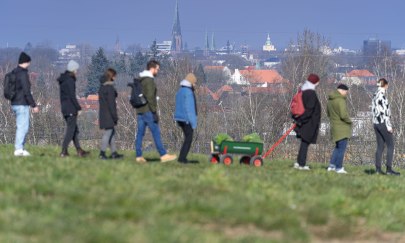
xmin=374 ymin=123 xmax=394 ymax=168
xmin=178 ymin=122 xmax=194 ymax=162
xmin=297 ymin=140 xmax=310 ymax=166
xmin=329 ymin=138 xmax=348 ymax=169
xmin=62 ymin=115 xmax=81 ymax=150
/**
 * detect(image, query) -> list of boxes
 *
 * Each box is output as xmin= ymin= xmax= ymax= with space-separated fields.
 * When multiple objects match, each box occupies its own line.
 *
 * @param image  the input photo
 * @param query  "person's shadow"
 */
xmin=364 ymin=169 xmax=376 ymax=175
xmin=145 ymin=158 xmax=161 ymax=163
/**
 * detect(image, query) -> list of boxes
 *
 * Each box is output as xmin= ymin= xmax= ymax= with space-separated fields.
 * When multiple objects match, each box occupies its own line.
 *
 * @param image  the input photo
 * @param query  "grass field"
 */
xmin=1 ymin=145 xmax=405 ymax=243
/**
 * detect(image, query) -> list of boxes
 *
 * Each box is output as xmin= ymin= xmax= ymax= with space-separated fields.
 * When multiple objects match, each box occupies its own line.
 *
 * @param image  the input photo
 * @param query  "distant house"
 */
xmin=229 ymin=69 xmax=290 ymax=94
xmin=198 ymin=85 xmax=234 ymax=101
xmin=263 ymin=57 xmax=281 ymax=68
xmin=78 ymin=95 xmax=99 ymax=112
xmin=204 ymin=66 xmax=232 ymax=77
xmin=340 ymin=69 xmax=377 ymax=86
xmin=230 ymin=69 xmax=287 ymax=87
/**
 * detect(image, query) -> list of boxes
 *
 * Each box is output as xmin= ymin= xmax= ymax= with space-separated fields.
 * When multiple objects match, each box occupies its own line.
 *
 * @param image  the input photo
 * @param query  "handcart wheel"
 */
xmin=220 ymin=155 xmax=233 ymax=166
xmin=209 ymin=154 xmax=220 ymax=164
xmin=250 ymin=156 xmax=263 ymax=167
xmin=239 ymin=156 xmax=251 ymax=165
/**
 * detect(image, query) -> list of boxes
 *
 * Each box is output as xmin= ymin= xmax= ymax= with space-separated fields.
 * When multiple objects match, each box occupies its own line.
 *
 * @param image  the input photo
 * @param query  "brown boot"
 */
xmin=60 ymin=148 xmax=69 ymax=158
xmin=77 ymin=148 xmax=90 ymax=157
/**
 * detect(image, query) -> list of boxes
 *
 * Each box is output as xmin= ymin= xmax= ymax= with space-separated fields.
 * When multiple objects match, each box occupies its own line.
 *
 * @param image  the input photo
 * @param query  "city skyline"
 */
xmin=1 ymin=0 xmax=405 ymax=50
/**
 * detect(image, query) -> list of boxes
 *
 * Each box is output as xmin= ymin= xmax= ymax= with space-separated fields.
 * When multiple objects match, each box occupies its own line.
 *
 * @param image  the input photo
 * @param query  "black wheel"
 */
xmin=239 ymin=156 xmax=251 ymax=165
xmin=250 ymin=156 xmax=263 ymax=167
xmin=209 ymin=154 xmax=220 ymax=164
xmin=220 ymin=155 xmax=233 ymax=166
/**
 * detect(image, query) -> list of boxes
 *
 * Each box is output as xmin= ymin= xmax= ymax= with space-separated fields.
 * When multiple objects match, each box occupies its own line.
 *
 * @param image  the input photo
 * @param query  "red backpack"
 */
xmin=290 ymin=89 xmax=305 ymax=118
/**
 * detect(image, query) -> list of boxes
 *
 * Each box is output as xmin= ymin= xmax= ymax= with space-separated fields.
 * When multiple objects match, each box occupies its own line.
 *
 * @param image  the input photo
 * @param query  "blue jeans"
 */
xmin=12 ymin=105 xmax=30 ymax=150
xmin=135 ymin=112 xmax=167 ymax=157
xmin=329 ymin=138 xmax=348 ymax=169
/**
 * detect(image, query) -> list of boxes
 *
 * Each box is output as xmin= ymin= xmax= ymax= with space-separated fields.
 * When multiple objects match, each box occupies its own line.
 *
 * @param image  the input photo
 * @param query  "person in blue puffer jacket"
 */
xmin=174 ymin=73 xmax=198 ymax=164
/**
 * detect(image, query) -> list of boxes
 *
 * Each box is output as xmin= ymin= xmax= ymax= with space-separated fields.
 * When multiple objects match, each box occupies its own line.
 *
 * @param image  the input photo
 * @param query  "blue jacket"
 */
xmin=174 ymin=85 xmax=197 ymax=129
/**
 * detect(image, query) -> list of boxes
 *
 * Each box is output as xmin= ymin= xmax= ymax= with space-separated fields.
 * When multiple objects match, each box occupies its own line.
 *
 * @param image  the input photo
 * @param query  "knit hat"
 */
xmin=337 ymin=84 xmax=349 ymax=91
xmin=307 ymin=74 xmax=320 ymax=84
xmin=67 ymin=60 xmax=80 ymax=72
xmin=185 ymin=73 xmax=197 ymax=85
xmin=18 ymin=52 xmax=31 ymax=64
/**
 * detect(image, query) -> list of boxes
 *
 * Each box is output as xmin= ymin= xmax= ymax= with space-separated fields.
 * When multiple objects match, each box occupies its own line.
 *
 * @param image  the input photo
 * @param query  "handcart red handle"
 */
xmin=263 ymin=123 xmax=297 ymax=159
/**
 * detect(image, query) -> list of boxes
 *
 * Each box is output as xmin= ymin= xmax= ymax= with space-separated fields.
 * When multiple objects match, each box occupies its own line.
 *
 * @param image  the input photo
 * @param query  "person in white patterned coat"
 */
xmin=372 ymin=78 xmax=400 ymax=175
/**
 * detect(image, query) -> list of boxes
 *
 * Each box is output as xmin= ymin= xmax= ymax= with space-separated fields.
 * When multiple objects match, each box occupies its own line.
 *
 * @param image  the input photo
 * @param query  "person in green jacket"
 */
xmin=327 ymin=84 xmax=352 ymax=174
xmin=135 ymin=60 xmax=177 ymax=164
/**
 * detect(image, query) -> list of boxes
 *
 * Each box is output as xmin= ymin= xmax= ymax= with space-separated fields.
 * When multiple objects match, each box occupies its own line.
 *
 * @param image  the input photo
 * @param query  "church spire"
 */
xmin=204 ymin=30 xmax=210 ymax=56
xmin=171 ymin=0 xmax=183 ymax=52
xmin=211 ymin=32 xmax=216 ymax=51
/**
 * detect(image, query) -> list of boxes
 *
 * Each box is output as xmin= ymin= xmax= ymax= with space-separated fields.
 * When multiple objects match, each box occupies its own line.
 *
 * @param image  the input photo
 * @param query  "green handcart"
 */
xmin=209 ymin=140 xmax=264 ymax=167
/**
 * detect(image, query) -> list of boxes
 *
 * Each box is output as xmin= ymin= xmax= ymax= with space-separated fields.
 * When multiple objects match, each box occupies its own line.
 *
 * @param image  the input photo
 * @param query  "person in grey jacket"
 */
xmin=372 ymin=78 xmax=400 ymax=175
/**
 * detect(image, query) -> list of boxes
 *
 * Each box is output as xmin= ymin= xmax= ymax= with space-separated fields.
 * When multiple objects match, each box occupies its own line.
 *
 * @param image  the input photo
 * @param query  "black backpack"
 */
xmin=128 ymin=78 xmax=148 ymax=108
xmin=3 ymin=70 xmax=17 ymax=100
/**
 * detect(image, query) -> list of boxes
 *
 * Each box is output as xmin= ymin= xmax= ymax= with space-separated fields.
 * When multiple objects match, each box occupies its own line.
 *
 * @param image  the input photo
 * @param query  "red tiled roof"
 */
xmin=87 ymin=95 xmax=99 ymax=101
xmin=347 ymin=70 xmax=375 ymax=77
xmin=198 ymin=85 xmax=234 ymax=101
xmin=239 ymin=70 xmax=286 ymax=84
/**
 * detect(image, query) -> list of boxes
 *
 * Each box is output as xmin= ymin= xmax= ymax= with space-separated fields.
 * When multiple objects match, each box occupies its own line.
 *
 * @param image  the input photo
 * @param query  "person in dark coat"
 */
xmin=11 ymin=52 xmax=40 ymax=156
xmin=57 ymin=60 xmax=89 ymax=158
xmin=294 ymin=74 xmax=321 ymax=170
xmin=174 ymin=73 xmax=198 ymax=164
xmin=98 ymin=68 xmax=123 ymax=160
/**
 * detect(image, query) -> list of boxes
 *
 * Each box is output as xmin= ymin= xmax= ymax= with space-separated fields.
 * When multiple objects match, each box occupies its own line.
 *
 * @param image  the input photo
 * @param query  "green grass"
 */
xmin=1 ymin=145 xmax=405 ymax=242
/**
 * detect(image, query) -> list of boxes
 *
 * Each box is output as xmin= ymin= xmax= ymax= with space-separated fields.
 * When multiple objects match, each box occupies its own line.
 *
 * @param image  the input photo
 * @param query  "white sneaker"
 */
xmin=14 ymin=149 xmax=31 ymax=157
xmin=327 ymin=166 xmax=336 ymax=172
xmin=335 ymin=168 xmax=348 ymax=174
xmin=298 ymin=166 xmax=310 ymax=171
xmin=294 ymin=163 xmax=310 ymax=170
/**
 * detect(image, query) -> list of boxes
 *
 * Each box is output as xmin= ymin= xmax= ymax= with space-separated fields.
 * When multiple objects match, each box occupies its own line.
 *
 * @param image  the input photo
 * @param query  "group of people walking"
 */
xmin=294 ymin=74 xmax=400 ymax=175
xmin=4 ymin=52 xmax=402 ymax=173
xmin=6 ymin=52 xmax=198 ymax=164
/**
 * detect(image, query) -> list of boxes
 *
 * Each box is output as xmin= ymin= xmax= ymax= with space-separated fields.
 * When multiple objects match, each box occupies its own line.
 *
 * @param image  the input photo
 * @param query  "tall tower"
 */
xmin=171 ymin=0 xmax=183 ymax=52
xmin=204 ymin=31 xmax=210 ymax=56
xmin=114 ymin=36 xmax=121 ymax=54
xmin=211 ymin=33 xmax=216 ymax=51
xmin=263 ymin=33 xmax=276 ymax=52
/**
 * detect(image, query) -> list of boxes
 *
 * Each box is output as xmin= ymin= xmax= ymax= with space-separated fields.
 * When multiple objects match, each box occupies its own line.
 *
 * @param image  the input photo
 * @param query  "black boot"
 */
xmin=110 ymin=152 xmax=124 ymax=159
xmin=386 ymin=166 xmax=401 ymax=176
xmin=60 ymin=148 xmax=69 ymax=158
xmin=99 ymin=151 xmax=108 ymax=160
xmin=376 ymin=167 xmax=386 ymax=175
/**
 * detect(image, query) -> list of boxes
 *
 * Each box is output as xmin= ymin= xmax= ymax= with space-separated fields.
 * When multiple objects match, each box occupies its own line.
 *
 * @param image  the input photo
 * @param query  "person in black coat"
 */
xmin=11 ymin=52 xmax=40 ymax=156
xmin=98 ymin=68 xmax=123 ymax=160
xmin=58 ymin=60 xmax=89 ymax=158
xmin=294 ymin=74 xmax=321 ymax=170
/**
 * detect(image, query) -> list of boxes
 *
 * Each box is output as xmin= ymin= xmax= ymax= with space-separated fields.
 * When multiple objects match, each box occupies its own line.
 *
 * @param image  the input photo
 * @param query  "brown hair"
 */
xmin=147 ymin=60 xmax=160 ymax=70
xmin=378 ymin=78 xmax=388 ymax=87
xmin=105 ymin=68 xmax=117 ymax=81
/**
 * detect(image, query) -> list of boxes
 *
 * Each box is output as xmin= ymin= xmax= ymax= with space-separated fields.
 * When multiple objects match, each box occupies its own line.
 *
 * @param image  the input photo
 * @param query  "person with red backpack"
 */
xmin=292 ymin=74 xmax=321 ymax=170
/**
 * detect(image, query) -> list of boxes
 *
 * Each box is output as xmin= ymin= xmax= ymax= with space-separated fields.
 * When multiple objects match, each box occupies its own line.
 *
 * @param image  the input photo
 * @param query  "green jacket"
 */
xmin=136 ymin=72 xmax=158 ymax=114
xmin=327 ymin=91 xmax=352 ymax=143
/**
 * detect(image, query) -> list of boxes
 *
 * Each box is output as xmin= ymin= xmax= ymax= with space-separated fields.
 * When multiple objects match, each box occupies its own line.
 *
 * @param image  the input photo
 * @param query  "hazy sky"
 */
xmin=1 ymin=0 xmax=405 ymax=50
